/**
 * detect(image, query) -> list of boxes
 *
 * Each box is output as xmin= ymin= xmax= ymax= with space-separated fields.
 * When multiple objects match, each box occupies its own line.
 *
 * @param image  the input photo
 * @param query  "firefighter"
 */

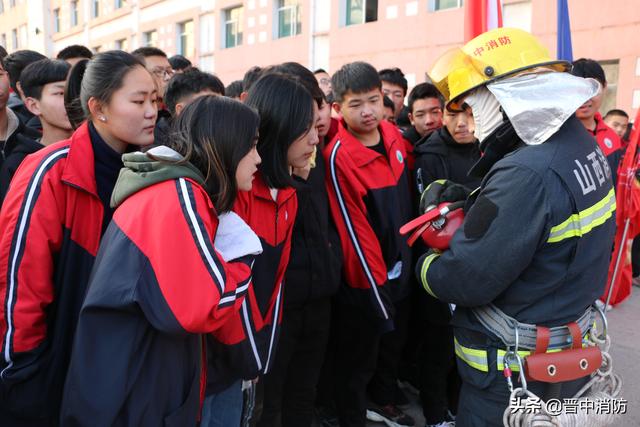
xmin=415 ymin=28 xmax=617 ymax=426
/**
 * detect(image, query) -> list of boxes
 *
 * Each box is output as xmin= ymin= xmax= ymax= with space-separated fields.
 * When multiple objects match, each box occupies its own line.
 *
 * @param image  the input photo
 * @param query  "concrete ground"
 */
xmin=364 ymin=289 xmax=640 ymax=427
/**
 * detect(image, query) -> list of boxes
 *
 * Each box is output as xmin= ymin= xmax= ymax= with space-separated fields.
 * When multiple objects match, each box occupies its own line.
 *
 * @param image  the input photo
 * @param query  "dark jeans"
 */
xmin=259 ymin=298 xmax=332 ymax=427
xmin=419 ymin=321 xmax=461 ymax=424
xmin=333 ymin=301 xmax=384 ymax=427
xmin=368 ymin=297 xmax=412 ymax=406
xmin=456 ymin=365 xmax=589 ymax=427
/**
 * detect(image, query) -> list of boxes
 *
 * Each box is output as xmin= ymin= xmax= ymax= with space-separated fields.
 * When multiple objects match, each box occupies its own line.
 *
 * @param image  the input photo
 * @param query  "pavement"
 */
xmin=362 ymin=289 xmax=640 ymax=427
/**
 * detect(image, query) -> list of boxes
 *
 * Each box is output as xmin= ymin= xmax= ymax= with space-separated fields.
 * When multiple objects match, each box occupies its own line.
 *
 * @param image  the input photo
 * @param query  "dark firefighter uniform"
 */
xmin=415 ymin=116 xmax=617 ymax=426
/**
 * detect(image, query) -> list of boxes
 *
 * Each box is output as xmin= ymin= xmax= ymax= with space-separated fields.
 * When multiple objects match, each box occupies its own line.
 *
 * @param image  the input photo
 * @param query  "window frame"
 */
xmin=345 ymin=0 xmax=378 ymax=26
xmin=276 ymin=0 xmax=302 ymax=39
xmin=223 ymin=6 xmax=243 ymax=49
xmin=177 ymin=20 xmax=195 ymax=57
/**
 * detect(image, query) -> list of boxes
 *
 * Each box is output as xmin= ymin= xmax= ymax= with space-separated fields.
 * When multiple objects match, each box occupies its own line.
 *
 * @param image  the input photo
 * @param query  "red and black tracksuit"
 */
xmin=227 ymin=173 xmax=297 ymax=378
xmin=325 ymin=120 xmax=413 ymax=426
xmin=0 ymin=122 xmax=117 ymax=426
xmin=61 ymin=174 xmax=253 ymax=426
xmin=591 ymin=112 xmax=622 ymax=187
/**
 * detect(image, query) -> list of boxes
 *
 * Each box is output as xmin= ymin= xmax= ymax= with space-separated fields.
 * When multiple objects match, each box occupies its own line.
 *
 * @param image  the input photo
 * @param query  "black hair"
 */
xmin=64 ymin=59 xmax=89 ymax=130
xmin=225 ymin=80 xmax=243 ymax=99
xmin=604 ymin=109 xmax=629 ymax=120
xmin=383 ymin=95 xmax=395 ymax=113
xmin=164 ymin=69 xmax=225 ymax=115
xmin=0 ymin=46 xmax=7 ymax=63
xmin=56 ymin=45 xmax=93 ymax=61
xmin=571 ymin=58 xmax=607 ymax=86
xmin=331 ymin=61 xmax=381 ymax=104
xmin=77 ymin=50 xmax=147 ymax=118
xmin=168 ymin=54 xmax=192 ymax=71
xmin=169 ymin=95 xmax=260 ymax=212
xmin=242 ymin=66 xmax=263 ymax=93
xmin=246 ymin=73 xmax=315 ymax=189
xmin=3 ymin=50 xmax=47 ymax=92
xmin=408 ymin=82 xmax=444 ymax=112
xmin=131 ymin=46 xmax=168 ymax=64
xmin=378 ymin=67 xmax=408 ymax=95
xmin=314 ymin=68 xmax=328 ymax=75
xmin=269 ymin=62 xmax=324 ymax=107
xmin=20 ymin=59 xmax=71 ymax=100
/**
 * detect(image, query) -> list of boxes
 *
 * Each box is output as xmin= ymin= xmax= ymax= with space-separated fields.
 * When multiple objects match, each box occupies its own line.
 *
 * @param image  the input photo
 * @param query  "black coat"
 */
xmin=414 ymin=127 xmax=482 ymax=194
xmin=0 ymin=121 xmax=42 ymax=204
xmin=285 ymin=152 xmax=342 ymax=308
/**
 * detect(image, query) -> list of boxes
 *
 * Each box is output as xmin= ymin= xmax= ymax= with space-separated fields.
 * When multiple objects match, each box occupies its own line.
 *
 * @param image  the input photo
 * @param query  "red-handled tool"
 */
xmin=400 ymin=201 xmax=465 ymax=250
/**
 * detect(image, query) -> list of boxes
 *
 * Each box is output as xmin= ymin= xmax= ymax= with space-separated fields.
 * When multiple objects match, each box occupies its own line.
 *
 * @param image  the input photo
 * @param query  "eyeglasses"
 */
xmin=151 ymin=67 xmax=174 ymax=79
xmin=319 ymin=78 xmax=331 ymax=86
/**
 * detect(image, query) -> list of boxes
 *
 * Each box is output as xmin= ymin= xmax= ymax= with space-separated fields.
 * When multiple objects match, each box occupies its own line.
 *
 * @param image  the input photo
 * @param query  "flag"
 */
xmin=557 ymin=0 xmax=573 ymax=61
xmin=464 ymin=0 xmax=503 ymax=42
xmin=602 ymin=109 xmax=640 ymax=306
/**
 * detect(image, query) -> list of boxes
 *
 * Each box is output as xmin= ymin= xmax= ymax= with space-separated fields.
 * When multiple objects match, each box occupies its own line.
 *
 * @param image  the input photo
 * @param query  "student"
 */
xmin=131 ymin=46 xmax=173 ymax=106
xmin=403 ymin=82 xmax=444 ymax=146
xmin=156 ymin=69 xmax=225 ymax=146
xmin=3 ymin=50 xmax=46 ymax=128
xmin=56 ymin=45 xmax=93 ymax=67
xmin=0 ymin=56 xmax=40 ymax=182
xmin=0 ymin=59 xmax=72 ymax=203
xmin=164 ymin=69 xmax=225 ymax=117
xmin=257 ymin=63 xmax=342 ymax=427
xmin=226 ymin=80 xmax=244 ymax=100
xmin=603 ymin=108 xmax=629 ymax=141
xmin=325 ymin=61 xmax=413 ymax=427
xmin=571 ymin=58 xmax=622 ymax=185
xmin=379 ymin=67 xmax=407 ymax=122
xmin=382 ymin=95 xmax=396 ymax=125
xmin=314 ymin=68 xmax=332 ymax=97
xmin=413 ymin=103 xmax=480 ymax=427
xmin=240 ymin=66 xmax=263 ymax=101
xmin=63 ymin=59 xmax=89 ymax=130
xmin=168 ymin=54 xmax=192 ymax=73
xmin=61 ymin=95 xmax=262 ymax=426
xmin=0 ymin=50 xmax=157 ymax=426
xmin=200 ymin=72 xmax=319 ymax=427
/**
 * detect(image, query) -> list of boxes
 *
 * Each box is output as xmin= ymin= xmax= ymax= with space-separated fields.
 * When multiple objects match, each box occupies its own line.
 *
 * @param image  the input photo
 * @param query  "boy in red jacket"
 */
xmin=324 ymin=62 xmax=413 ymax=427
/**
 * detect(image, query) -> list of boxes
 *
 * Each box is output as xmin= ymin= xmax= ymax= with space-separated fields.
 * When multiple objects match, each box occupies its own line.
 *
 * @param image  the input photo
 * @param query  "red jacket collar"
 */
xmin=252 ymin=172 xmax=296 ymax=205
xmin=335 ymin=119 xmax=402 ymax=167
xmin=61 ymin=122 xmax=99 ymax=197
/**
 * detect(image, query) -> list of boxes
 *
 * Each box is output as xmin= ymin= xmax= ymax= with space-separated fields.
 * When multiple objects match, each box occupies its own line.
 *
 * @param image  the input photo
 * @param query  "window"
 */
xmin=178 ymin=20 xmax=195 ymax=57
xmin=1 ymin=34 xmax=6 ymax=48
xmin=346 ymin=0 xmax=377 ymax=26
xmin=54 ymin=8 xmax=60 ymax=32
xmin=92 ymin=0 xmax=99 ymax=18
xmin=0 ymin=0 xmax=4 ymax=14
xmin=277 ymin=0 xmax=301 ymax=38
xmin=143 ymin=30 xmax=158 ymax=47
xmin=9 ymin=0 xmax=14 ymax=8
xmin=11 ymin=28 xmax=17 ymax=50
xmin=115 ymin=38 xmax=128 ymax=50
xmin=600 ymin=61 xmax=619 ymax=115
xmin=71 ymin=0 xmax=79 ymax=26
xmin=114 ymin=0 xmax=122 ymax=9
xmin=224 ymin=6 xmax=243 ymax=48
xmin=431 ymin=0 xmax=463 ymax=11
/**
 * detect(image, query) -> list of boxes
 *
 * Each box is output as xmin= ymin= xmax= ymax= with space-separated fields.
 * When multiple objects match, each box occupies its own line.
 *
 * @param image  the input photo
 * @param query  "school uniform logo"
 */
xmin=604 ymin=138 xmax=613 ymax=149
xmin=396 ymin=150 xmax=404 ymax=164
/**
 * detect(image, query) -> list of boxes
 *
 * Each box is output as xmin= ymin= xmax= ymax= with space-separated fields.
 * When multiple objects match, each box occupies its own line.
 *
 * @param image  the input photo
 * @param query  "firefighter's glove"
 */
xmin=419 ymin=180 xmax=472 ymax=215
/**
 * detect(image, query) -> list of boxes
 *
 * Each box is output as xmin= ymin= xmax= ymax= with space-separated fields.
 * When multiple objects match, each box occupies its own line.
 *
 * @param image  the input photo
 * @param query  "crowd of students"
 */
xmin=0 ymin=41 xmax=632 ymax=427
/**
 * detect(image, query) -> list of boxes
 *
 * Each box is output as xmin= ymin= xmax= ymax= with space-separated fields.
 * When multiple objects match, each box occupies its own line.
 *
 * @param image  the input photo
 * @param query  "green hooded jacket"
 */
xmin=110 ymin=146 xmax=206 ymax=209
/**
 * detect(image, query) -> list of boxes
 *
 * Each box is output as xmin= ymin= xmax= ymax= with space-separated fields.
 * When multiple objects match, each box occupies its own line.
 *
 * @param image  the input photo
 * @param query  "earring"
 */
xmin=99 ymin=116 xmax=107 ymax=122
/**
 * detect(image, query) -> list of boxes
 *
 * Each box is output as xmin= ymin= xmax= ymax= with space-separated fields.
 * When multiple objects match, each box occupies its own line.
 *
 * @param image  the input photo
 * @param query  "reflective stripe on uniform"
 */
xmin=454 ymin=341 xmax=591 ymax=372
xmin=547 ymin=188 xmax=616 ymax=243
xmin=419 ymin=252 xmax=440 ymax=298
xmin=454 ymin=337 xmax=489 ymax=372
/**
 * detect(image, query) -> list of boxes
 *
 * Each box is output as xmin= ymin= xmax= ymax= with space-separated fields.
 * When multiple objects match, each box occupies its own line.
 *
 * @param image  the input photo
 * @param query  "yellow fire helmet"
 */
xmin=429 ymin=27 xmax=570 ymax=110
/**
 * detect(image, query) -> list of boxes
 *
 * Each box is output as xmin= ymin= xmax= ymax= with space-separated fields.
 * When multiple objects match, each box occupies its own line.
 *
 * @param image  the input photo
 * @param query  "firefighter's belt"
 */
xmin=471 ymin=304 xmax=593 ymax=350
